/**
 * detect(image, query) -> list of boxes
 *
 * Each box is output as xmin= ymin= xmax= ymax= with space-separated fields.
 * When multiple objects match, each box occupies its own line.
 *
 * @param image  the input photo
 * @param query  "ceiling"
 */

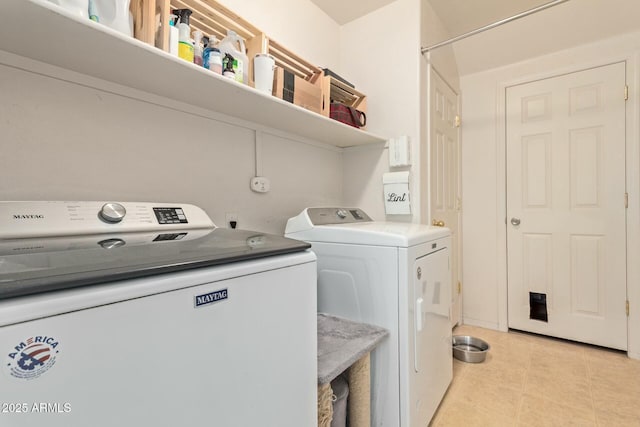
xmin=426 ymin=0 xmax=553 ymax=46
xmin=311 ymin=0 xmax=554 ymax=34
xmin=451 ymin=0 xmax=640 ymax=75
xmin=309 ymin=0 xmax=396 ymax=25
xmin=310 ymin=0 xmax=640 ymax=75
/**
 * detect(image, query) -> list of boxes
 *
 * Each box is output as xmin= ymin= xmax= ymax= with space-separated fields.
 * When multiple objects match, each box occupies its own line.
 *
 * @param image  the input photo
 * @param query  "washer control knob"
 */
xmin=99 ymin=203 xmax=126 ymax=223
xmin=336 ymin=209 xmax=348 ymax=219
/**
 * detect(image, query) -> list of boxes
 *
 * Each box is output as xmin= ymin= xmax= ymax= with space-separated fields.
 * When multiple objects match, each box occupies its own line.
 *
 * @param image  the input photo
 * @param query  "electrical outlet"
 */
xmin=250 ymin=176 xmax=270 ymax=193
xmin=225 ymin=213 xmax=238 ymax=229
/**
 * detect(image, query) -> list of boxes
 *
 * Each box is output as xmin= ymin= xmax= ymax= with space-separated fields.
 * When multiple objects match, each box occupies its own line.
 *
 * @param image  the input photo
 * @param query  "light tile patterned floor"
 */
xmin=430 ymin=325 xmax=640 ymax=426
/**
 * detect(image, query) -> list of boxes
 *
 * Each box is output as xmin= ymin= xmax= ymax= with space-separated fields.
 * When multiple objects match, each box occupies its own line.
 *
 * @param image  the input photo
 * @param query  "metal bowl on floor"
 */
xmin=452 ymin=335 xmax=490 ymax=363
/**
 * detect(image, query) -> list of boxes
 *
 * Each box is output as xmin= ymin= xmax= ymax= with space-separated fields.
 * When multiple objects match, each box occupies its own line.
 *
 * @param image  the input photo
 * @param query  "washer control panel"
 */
xmin=0 ymin=201 xmax=215 ymax=239
xmin=306 ymin=207 xmax=372 ymax=225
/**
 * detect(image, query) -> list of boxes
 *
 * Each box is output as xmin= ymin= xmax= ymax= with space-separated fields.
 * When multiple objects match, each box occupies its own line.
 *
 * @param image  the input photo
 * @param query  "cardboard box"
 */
xmin=273 ymin=67 xmax=322 ymax=115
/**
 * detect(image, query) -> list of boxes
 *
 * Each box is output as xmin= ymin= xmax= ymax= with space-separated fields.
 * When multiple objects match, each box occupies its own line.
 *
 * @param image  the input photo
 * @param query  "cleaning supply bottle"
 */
xmin=203 ymin=37 xmax=216 ymax=68
xmin=168 ymin=14 xmax=179 ymax=57
xmin=202 ymin=36 xmax=210 ymax=65
xmin=222 ymin=54 xmax=235 ymax=80
xmin=208 ymin=48 xmax=223 ymax=74
xmin=218 ymin=30 xmax=248 ymax=84
xmin=193 ymin=30 xmax=203 ymax=66
xmin=175 ymin=9 xmax=193 ymax=63
xmin=203 ymin=36 xmax=223 ymax=75
xmin=88 ymin=0 xmax=99 ymax=22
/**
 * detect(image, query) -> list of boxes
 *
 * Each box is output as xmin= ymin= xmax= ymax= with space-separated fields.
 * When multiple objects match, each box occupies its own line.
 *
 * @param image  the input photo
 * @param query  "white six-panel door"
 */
xmin=430 ymin=69 xmax=462 ymax=327
xmin=506 ymin=62 xmax=627 ymax=350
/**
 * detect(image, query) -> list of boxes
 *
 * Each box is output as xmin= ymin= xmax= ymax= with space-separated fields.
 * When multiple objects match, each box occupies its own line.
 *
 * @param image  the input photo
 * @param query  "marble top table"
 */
xmin=317 ymin=313 xmax=389 ymax=385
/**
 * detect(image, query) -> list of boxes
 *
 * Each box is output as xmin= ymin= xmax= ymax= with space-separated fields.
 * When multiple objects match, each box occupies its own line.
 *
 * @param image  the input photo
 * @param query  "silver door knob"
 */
xmin=510 ymin=217 xmax=521 ymax=226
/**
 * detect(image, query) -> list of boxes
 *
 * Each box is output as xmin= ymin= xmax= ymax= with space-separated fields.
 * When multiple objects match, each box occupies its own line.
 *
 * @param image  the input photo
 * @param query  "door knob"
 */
xmin=510 ymin=217 xmax=521 ymax=226
xmin=432 ymin=219 xmax=445 ymax=227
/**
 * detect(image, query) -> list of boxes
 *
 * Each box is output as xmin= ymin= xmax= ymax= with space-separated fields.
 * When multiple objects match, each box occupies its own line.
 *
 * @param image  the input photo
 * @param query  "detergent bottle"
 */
xmin=175 ymin=9 xmax=194 ymax=63
xmin=218 ymin=30 xmax=248 ymax=84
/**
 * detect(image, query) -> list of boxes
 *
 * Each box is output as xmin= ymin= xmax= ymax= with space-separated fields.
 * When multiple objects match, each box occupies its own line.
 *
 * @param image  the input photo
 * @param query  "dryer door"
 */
xmin=413 ymin=247 xmax=450 ymax=372
xmin=412 ymin=247 xmax=452 ymax=423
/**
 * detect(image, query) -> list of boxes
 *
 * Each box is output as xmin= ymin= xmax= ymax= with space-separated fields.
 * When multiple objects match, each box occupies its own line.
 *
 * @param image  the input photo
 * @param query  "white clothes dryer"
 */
xmin=285 ymin=207 xmax=453 ymax=427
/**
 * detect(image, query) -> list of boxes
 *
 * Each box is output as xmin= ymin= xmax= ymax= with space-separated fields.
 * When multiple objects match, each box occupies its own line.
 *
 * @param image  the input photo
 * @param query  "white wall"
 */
xmin=459 ymin=31 xmax=640 ymax=356
xmin=421 ymin=1 xmax=459 ymax=90
xmin=340 ymin=0 xmax=422 ymax=222
xmin=218 ymin=0 xmax=341 ymax=71
xmin=0 ymin=0 xmax=345 ymax=235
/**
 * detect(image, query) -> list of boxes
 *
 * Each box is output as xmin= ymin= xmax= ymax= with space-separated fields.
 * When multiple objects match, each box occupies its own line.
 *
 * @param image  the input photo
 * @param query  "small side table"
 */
xmin=317 ymin=313 xmax=389 ymax=427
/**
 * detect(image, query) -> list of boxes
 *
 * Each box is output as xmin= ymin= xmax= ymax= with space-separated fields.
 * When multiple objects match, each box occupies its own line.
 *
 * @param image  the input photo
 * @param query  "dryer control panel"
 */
xmin=307 ymin=207 xmax=372 ymax=225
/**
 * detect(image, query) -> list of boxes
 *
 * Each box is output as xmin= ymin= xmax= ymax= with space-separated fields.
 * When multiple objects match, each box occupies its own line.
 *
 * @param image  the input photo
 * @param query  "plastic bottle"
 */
xmin=88 ymin=0 xmax=99 ymax=22
xmin=193 ymin=30 xmax=203 ymax=66
xmin=168 ymin=14 xmax=179 ymax=57
xmin=208 ymin=48 xmax=223 ymax=74
xmin=202 ymin=36 xmax=210 ymax=66
xmin=222 ymin=54 xmax=235 ymax=80
xmin=175 ymin=9 xmax=194 ymax=63
xmin=203 ymin=36 xmax=221 ymax=73
xmin=218 ymin=30 xmax=248 ymax=84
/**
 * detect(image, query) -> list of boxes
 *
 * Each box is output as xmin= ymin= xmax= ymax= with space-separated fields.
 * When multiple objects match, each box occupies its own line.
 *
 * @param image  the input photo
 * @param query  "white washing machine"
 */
xmin=0 ymin=201 xmax=317 ymax=427
xmin=285 ymin=207 xmax=453 ymax=427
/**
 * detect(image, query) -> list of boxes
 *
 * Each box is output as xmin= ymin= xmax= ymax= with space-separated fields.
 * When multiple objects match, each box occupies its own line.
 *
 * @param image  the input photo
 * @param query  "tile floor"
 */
xmin=430 ymin=325 xmax=640 ymax=426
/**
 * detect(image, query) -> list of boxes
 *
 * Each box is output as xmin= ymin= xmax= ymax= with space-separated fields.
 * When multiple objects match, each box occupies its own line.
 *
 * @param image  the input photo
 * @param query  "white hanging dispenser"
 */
xmin=383 ymin=171 xmax=412 ymax=215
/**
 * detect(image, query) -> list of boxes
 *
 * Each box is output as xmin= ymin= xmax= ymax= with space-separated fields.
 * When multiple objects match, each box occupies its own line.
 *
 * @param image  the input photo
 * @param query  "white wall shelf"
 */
xmin=3 ymin=0 xmax=386 ymax=148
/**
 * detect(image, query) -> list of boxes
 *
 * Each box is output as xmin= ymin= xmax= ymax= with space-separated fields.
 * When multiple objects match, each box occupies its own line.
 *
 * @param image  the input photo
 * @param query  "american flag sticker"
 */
xmin=5 ymin=336 xmax=60 ymax=380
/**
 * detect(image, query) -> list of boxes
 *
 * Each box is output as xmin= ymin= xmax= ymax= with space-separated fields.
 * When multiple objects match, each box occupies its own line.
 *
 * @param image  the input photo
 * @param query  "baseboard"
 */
xmin=461 ymin=317 xmax=503 ymax=331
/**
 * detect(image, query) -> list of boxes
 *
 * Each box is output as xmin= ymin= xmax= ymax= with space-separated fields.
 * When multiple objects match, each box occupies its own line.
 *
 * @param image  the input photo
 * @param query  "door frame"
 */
xmin=494 ymin=55 xmax=640 ymax=358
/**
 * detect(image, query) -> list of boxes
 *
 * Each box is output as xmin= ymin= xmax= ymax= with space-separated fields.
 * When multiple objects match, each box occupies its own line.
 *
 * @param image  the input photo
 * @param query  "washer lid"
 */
xmin=0 ymin=229 xmax=310 ymax=300
xmin=285 ymin=208 xmax=449 ymax=247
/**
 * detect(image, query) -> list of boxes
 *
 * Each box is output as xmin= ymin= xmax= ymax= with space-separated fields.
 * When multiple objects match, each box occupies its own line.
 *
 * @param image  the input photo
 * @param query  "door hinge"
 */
xmin=625 ymin=192 xmax=629 ymax=208
xmin=625 ymin=85 xmax=629 ymax=101
xmin=626 ymin=300 xmax=630 ymax=316
xmin=454 ymin=115 xmax=461 ymax=128
xmin=457 ymin=281 xmax=461 ymax=294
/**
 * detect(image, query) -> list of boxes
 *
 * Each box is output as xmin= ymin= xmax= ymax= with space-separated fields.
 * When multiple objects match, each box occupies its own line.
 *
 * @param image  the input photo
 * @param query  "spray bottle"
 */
xmin=168 ymin=14 xmax=179 ymax=57
xmin=175 ymin=9 xmax=194 ymax=63
xmin=193 ymin=30 xmax=203 ymax=66
xmin=218 ymin=30 xmax=248 ymax=84
xmin=223 ymin=54 xmax=236 ymax=80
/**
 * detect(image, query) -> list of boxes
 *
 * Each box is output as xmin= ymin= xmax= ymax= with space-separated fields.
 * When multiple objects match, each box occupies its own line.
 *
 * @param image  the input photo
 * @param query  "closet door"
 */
xmin=506 ymin=62 xmax=627 ymax=350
